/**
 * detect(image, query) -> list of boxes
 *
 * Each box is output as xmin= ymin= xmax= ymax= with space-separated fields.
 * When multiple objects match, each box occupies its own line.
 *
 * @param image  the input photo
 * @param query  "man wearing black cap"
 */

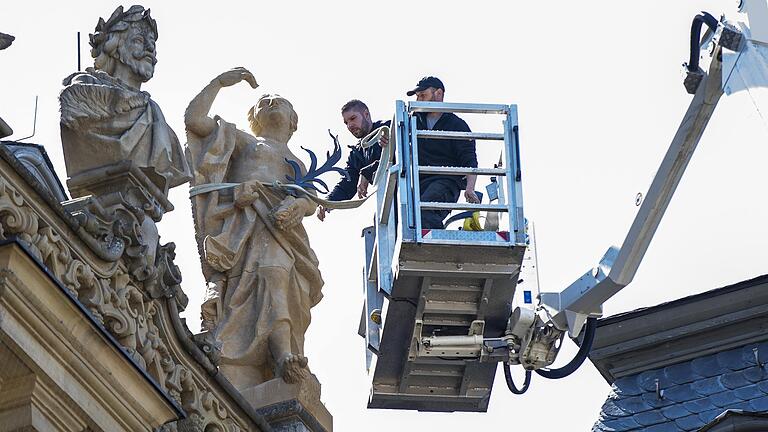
xmin=406 ymin=76 xmax=480 ymax=229
xmin=317 ymin=99 xmax=390 ymax=221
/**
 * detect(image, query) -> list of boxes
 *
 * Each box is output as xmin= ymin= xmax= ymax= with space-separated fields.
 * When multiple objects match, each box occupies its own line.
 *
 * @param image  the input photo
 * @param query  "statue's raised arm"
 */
xmin=184 ymin=67 xmax=258 ymax=138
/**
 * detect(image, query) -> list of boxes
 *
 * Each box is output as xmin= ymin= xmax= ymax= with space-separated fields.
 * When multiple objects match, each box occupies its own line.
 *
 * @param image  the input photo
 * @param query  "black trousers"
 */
xmin=420 ymin=177 xmax=460 ymax=229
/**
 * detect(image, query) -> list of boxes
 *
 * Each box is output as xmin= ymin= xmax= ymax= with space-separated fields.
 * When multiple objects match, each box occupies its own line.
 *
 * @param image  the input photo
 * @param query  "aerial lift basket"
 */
xmin=361 ymin=101 xmax=529 ymax=412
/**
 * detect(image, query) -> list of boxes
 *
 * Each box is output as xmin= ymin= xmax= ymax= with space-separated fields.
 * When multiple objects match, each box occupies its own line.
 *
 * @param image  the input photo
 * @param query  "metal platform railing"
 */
xmin=399 ymin=100 xmax=525 ymax=246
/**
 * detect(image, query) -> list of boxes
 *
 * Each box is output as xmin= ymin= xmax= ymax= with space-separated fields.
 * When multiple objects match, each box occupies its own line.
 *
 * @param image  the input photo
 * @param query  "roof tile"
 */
xmin=660 ymin=404 xmax=692 ymax=420
xmin=662 ymin=384 xmax=697 ymax=403
xmin=691 ymin=376 xmax=725 ymax=397
xmin=638 ymin=370 xmax=664 ymax=392
xmin=663 ymin=362 xmax=700 ymax=385
xmin=613 ymin=376 xmax=644 ymax=397
xmin=613 ymin=395 xmax=653 ymax=415
xmin=674 ymin=414 xmax=706 ymax=431
xmin=721 ymin=370 xmax=751 ymax=390
xmin=591 ymin=420 xmax=614 ymax=432
xmin=730 ymin=400 xmax=752 ymax=411
xmin=601 ymin=399 xmax=630 ymax=419
xmin=733 ymin=383 xmax=764 ymax=401
xmin=698 ymin=408 xmax=725 ymax=425
xmin=748 ymin=395 xmax=768 ymax=412
xmin=597 ymin=417 xmax=642 ymax=431
xmin=742 ymin=365 xmax=765 ymax=383
xmin=633 ymin=410 xmax=666 ymax=427
xmin=682 ymin=397 xmax=717 ymax=414
xmin=642 ymin=391 xmax=676 ymax=409
xmin=709 ymin=390 xmax=739 ymax=408
xmin=691 ymin=356 xmax=721 ymax=378
xmin=757 ymin=342 xmax=768 ymax=363
xmin=738 ymin=345 xmax=760 ymax=366
xmin=716 ymin=349 xmax=745 ymax=371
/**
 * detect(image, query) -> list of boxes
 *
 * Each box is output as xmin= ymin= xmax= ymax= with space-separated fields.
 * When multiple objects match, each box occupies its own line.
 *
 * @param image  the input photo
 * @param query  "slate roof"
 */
xmin=593 ymin=341 xmax=768 ymax=431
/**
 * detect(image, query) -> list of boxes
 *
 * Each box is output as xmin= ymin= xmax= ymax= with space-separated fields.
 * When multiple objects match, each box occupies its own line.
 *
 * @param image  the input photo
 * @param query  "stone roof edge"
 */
xmin=0 ymin=238 xmax=187 ymax=419
xmin=597 ymin=274 xmax=768 ymax=326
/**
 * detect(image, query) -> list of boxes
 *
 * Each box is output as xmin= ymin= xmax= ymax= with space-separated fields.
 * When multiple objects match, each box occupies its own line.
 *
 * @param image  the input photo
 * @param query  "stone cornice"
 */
xmin=0 ymin=242 xmax=180 ymax=430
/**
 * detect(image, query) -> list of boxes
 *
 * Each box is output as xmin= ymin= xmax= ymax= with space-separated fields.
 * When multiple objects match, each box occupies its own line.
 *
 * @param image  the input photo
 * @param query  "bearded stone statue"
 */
xmin=59 ymin=5 xmax=190 ymax=197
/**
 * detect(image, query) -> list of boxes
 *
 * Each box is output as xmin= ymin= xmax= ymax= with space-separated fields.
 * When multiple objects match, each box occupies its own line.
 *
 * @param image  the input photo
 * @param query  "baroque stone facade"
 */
xmin=0 ymin=142 xmax=269 ymax=431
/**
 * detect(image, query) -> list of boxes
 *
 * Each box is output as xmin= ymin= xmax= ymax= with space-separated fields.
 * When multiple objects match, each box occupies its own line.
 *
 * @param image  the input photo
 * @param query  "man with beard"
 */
xmin=186 ymin=67 xmax=323 ymax=388
xmin=59 ymin=5 xmax=190 ymax=196
xmin=316 ymin=99 xmax=390 ymax=221
xmin=407 ymin=76 xmax=480 ymax=229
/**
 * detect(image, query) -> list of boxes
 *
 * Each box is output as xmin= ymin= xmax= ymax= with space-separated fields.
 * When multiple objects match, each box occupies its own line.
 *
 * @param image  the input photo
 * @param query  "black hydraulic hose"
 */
xmin=688 ymin=11 xmax=719 ymax=72
xmin=535 ymin=317 xmax=598 ymax=380
xmin=504 ymin=363 xmax=532 ymax=395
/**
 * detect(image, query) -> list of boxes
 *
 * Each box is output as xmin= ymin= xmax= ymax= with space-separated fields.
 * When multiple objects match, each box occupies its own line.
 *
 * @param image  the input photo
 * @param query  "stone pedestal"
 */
xmin=241 ymin=375 xmax=332 ymax=432
xmin=66 ymin=160 xmax=174 ymax=218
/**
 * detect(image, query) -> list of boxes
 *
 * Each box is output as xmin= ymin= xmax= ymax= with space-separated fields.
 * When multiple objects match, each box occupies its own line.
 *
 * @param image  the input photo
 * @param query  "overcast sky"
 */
xmin=3 ymin=1 xmax=767 ymax=430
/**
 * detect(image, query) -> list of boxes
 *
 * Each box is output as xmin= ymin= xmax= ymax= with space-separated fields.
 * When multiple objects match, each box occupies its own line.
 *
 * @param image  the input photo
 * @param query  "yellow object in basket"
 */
xmin=463 ymin=211 xmax=483 ymax=231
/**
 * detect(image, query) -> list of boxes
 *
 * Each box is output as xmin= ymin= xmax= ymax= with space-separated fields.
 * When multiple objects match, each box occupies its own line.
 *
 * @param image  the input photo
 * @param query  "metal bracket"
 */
xmin=720 ymin=24 xmax=744 ymax=51
xmin=754 ymin=347 xmax=765 ymax=369
xmin=469 ymin=320 xmax=485 ymax=336
xmin=684 ymin=66 xmax=706 ymax=95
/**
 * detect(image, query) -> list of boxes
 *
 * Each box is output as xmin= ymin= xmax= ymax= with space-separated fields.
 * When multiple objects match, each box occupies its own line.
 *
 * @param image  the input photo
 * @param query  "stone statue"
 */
xmin=59 ymin=5 xmax=190 ymax=197
xmin=185 ymin=67 xmax=323 ymax=389
xmin=57 ymin=6 xmax=191 ymax=294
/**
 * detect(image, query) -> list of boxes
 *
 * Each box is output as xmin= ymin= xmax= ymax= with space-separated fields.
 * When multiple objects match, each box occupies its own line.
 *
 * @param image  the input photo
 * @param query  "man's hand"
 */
xmin=465 ymin=188 xmax=481 ymax=204
xmin=357 ymin=176 xmax=369 ymax=198
xmin=215 ymin=67 xmax=259 ymax=89
xmin=316 ymin=205 xmax=328 ymax=221
xmin=379 ymin=134 xmax=389 ymax=147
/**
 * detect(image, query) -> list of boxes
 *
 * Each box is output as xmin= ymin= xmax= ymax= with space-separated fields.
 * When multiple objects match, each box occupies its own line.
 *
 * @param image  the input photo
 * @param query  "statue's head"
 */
xmin=90 ymin=5 xmax=158 ymax=83
xmin=247 ymin=94 xmax=299 ymax=140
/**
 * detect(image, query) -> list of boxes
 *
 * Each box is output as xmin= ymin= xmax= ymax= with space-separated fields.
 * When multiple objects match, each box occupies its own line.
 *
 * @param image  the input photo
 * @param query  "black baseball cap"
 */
xmin=406 ymin=76 xmax=445 ymax=96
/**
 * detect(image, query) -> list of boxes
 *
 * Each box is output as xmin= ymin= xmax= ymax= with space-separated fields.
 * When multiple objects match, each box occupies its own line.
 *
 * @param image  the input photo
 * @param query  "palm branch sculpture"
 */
xmin=284 ymin=130 xmax=350 ymax=194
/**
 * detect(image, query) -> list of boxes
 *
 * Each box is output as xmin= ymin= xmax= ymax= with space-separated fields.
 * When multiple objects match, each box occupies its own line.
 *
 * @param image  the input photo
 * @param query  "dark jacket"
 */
xmin=327 ymin=119 xmax=391 ymax=201
xmin=416 ymin=112 xmax=477 ymax=189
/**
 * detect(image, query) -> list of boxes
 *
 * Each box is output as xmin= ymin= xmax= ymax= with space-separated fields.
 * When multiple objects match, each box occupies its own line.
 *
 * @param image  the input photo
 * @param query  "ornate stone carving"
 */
xmin=185 ymin=68 xmax=323 ymax=389
xmin=0 ymin=164 xmax=252 ymax=431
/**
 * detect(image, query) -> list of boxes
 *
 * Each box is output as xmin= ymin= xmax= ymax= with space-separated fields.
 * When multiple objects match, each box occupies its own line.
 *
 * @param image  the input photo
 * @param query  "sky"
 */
xmin=3 ymin=1 xmax=768 ymax=430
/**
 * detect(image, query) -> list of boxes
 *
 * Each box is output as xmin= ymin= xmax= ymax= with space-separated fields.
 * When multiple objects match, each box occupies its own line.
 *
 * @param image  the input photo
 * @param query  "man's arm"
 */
xmin=327 ymin=150 xmax=362 ymax=202
xmin=185 ymin=67 xmax=258 ymax=137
